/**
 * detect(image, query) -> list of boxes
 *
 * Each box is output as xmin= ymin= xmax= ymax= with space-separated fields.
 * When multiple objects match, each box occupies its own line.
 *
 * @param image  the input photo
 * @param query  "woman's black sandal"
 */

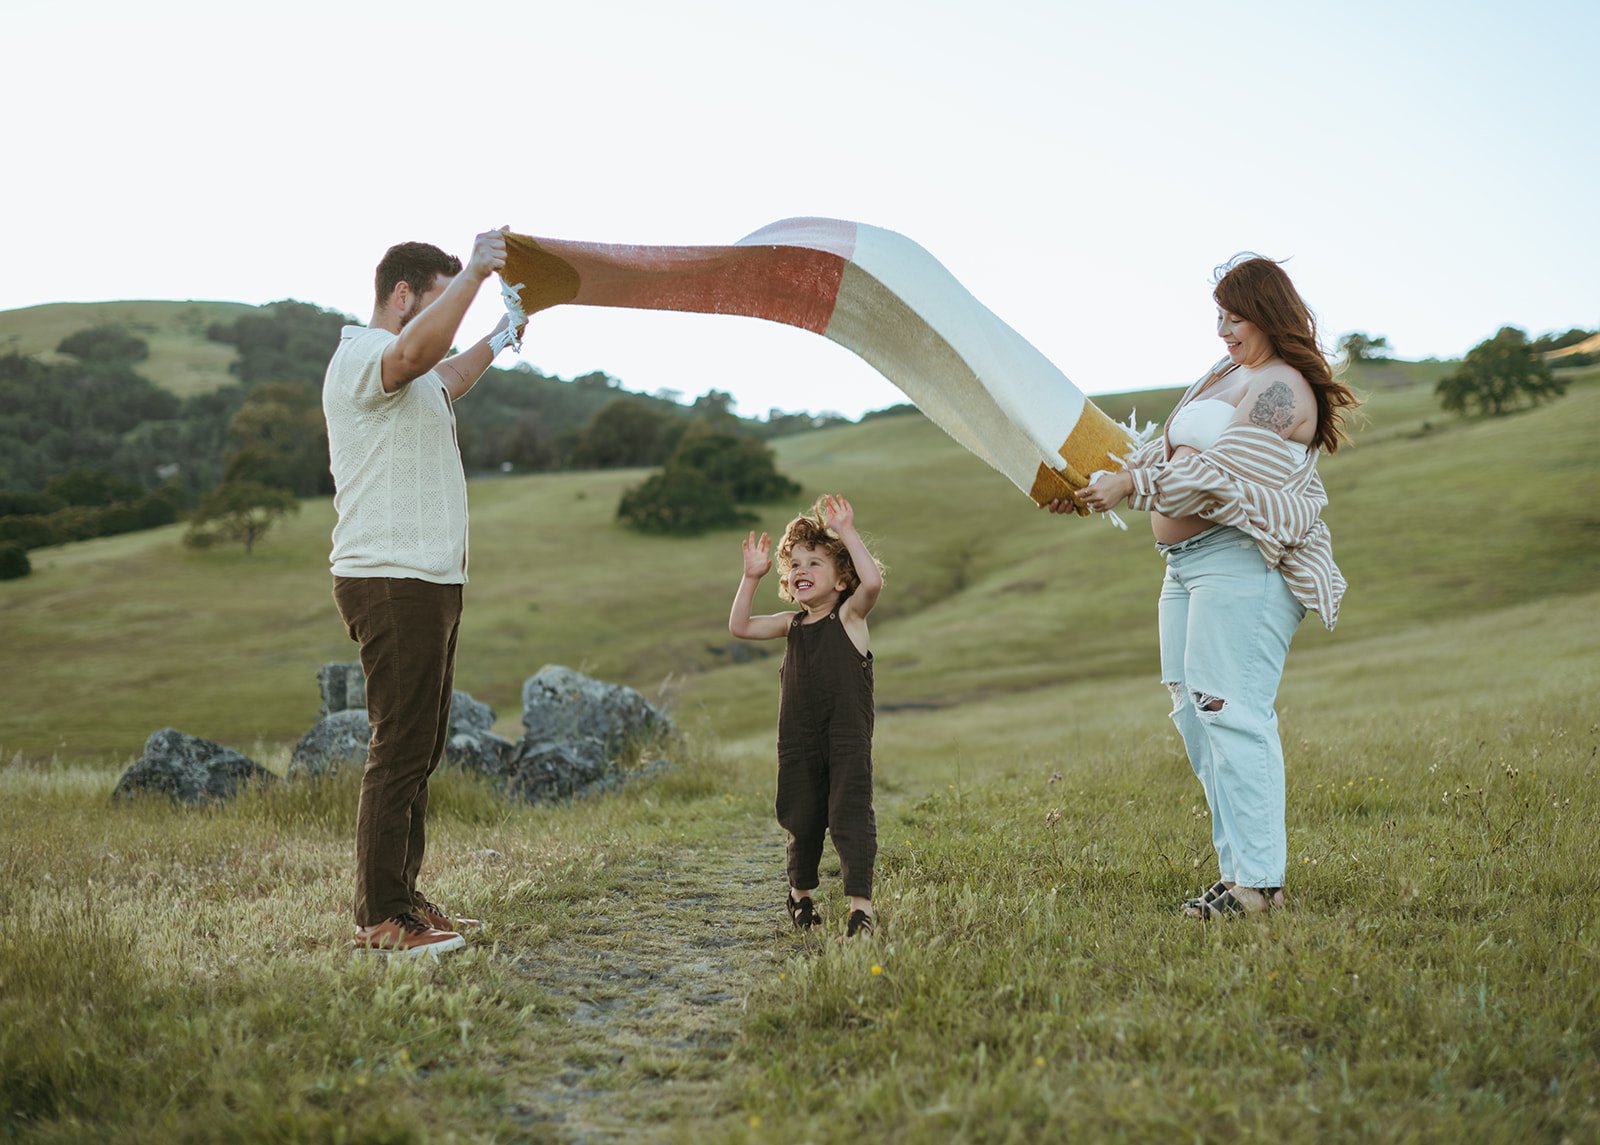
xmin=787 ymin=893 xmax=822 ymax=929
xmin=1181 ymin=880 xmax=1230 ymax=911
xmin=845 ymin=909 xmax=875 ymax=938
xmin=1185 ymin=885 xmax=1282 ymax=920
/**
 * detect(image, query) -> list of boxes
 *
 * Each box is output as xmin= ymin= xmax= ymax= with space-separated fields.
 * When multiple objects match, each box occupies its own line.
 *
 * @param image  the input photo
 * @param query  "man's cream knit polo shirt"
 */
xmin=323 ymin=326 xmax=469 ymax=584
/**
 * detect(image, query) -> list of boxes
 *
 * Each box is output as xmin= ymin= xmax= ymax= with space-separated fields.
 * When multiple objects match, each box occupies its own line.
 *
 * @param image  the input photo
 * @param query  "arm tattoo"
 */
xmin=1248 ymin=381 xmax=1296 ymax=435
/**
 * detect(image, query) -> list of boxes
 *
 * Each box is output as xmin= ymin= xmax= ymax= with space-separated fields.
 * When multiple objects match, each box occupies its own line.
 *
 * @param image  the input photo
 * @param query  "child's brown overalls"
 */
xmin=775 ymin=602 xmax=877 ymax=898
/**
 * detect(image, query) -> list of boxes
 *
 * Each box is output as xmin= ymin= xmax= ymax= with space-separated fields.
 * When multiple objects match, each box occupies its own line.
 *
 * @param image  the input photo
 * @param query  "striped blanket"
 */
xmin=495 ymin=217 xmax=1143 ymax=513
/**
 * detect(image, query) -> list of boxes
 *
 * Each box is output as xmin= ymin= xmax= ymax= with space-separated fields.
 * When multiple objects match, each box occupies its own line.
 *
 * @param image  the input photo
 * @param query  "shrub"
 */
xmin=0 ymin=541 xmax=29 ymax=579
xmin=617 ymin=469 xmax=755 ymax=535
xmin=94 ymin=503 xmax=144 ymax=537
xmin=41 ymin=505 xmax=105 ymax=544
xmin=669 ymin=425 xmax=801 ymax=503
xmin=0 ymin=515 xmax=58 ymax=550
xmin=616 ymin=425 xmax=799 ymax=537
xmin=0 ymin=491 xmax=62 ymax=517
xmin=44 ymin=468 xmax=144 ymax=509
xmin=56 ymin=325 xmax=150 ymax=364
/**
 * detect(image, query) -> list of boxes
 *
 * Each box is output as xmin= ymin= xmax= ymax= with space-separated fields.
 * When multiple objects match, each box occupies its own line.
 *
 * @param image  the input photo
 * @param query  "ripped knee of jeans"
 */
xmin=1164 ymin=680 xmax=1185 ymax=715
xmin=1193 ymin=690 xmax=1227 ymax=715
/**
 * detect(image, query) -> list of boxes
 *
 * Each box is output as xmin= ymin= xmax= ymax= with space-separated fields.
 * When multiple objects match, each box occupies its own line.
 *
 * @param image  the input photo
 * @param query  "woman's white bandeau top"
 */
xmin=1168 ymin=399 xmax=1237 ymax=451
xmin=1169 ymin=397 xmax=1310 ymax=458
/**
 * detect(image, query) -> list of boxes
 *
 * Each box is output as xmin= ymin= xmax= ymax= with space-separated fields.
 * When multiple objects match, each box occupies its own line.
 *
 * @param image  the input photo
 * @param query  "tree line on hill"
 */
xmin=1 ymin=299 xmax=1582 ymax=580
xmin=1342 ymin=325 xmax=1579 ymax=414
xmin=0 ymin=299 xmax=886 ymax=577
xmin=1340 ymin=326 xmax=1595 ymax=369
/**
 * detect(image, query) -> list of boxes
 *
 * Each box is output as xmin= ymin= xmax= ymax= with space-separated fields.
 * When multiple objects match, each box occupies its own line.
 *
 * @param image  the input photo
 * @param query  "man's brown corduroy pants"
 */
xmin=333 ymin=576 xmax=462 ymax=927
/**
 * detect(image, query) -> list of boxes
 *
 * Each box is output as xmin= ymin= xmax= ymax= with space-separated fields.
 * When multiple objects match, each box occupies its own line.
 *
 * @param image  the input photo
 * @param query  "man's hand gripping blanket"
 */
xmin=491 ymin=217 xmax=1153 ymax=521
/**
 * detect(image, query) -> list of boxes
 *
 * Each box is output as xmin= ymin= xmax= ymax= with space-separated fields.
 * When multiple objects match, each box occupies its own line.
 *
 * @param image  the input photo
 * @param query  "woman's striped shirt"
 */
xmin=1121 ymin=389 xmax=1346 ymax=629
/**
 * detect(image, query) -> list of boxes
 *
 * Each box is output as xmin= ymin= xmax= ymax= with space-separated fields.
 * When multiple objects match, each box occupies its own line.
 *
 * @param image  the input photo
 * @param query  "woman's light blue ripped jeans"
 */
xmin=1157 ymin=525 xmax=1305 ymax=889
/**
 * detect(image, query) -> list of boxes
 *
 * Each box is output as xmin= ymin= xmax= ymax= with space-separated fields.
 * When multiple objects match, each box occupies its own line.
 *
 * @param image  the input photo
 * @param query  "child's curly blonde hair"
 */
xmin=775 ymin=497 xmax=885 ymax=605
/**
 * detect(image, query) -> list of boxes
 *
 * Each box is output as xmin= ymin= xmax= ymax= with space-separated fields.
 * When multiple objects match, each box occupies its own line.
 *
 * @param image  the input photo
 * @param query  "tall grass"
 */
xmin=3 ymin=587 xmax=1595 ymax=1142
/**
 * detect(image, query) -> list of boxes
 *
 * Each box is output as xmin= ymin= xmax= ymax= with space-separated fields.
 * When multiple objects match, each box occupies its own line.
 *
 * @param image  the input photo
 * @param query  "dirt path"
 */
xmin=501 ymin=819 xmax=790 ymax=1141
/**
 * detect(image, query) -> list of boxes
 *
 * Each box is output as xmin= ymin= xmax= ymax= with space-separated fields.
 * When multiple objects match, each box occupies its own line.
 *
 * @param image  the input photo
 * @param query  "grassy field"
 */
xmin=2 ymin=364 xmax=1597 ymax=1142
xmin=0 ymin=300 xmax=257 ymax=397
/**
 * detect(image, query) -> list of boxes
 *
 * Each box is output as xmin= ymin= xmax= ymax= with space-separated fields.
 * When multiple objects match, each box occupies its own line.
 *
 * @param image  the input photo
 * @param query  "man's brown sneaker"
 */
xmin=417 ymin=899 xmax=482 ymax=934
xmin=352 ymin=911 xmax=465 ymax=957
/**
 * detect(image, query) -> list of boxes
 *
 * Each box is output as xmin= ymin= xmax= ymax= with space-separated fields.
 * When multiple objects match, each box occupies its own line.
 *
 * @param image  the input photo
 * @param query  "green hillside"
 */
xmin=3 ymin=361 xmax=1597 ymax=1144
xmin=0 ymin=300 xmax=258 ymax=397
xmin=2 ymin=362 xmax=1595 ymax=763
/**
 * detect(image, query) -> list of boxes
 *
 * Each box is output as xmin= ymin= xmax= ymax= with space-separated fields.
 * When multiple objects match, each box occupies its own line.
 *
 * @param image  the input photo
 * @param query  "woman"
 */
xmin=1060 ymin=254 xmax=1359 ymax=918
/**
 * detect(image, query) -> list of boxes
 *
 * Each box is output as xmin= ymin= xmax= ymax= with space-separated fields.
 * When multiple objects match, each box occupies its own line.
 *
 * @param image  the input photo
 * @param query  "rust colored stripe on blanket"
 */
xmin=503 ymin=234 xmax=847 ymax=333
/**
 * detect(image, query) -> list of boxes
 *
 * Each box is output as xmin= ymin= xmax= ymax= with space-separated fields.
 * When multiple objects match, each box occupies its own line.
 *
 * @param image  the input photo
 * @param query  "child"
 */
xmin=729 ymin=494 xmax=885 ymax=938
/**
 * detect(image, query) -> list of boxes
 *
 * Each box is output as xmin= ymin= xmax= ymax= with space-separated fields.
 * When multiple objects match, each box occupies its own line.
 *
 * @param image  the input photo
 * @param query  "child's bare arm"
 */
xmin=729 ymin=531 xmax=791 ymax=640
xmin=823 ymin=495 xmax=882 ymax=619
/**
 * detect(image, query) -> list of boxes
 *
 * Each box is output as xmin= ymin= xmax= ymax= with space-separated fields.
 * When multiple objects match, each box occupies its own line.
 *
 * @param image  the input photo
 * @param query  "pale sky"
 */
xmin=7 ymin=0 xmax=1596 ymax=419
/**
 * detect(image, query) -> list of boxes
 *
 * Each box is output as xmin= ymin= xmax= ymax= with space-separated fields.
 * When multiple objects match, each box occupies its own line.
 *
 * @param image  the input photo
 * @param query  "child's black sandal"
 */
xmin=787 ymin=893 xmax=822 ymax=929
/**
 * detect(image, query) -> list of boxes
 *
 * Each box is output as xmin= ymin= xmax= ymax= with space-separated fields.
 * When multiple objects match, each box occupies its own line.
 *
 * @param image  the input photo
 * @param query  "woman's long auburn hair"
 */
xmin=1213 ymin=254 xmax=1360 ymax=453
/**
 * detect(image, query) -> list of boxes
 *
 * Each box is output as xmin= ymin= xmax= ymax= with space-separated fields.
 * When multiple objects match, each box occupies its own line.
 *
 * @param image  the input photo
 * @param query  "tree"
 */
xmin=222 ymin=383 xmax=332 ymax=496
xmin=1338 ymin=331 xmax=1390 ymax=363
xmin=475 ymin=411 xmax=560 ymax=472
xmin=689 ymin=389 xmax=737 ymax=422
xmin=569 ymin=399 xmax=684 ymax=469
xmin=45 ymin=467 xmax=144 ymax=507
xmin=184 ymin=481 xmax=299 ymax=554
xmin=1530 ymin=326 xmax=1598 ymax=367
xmin=1436 ymin=327 xmax=1566 ymax=417
xmin=207 ymin=300 xmax=347 ymax=386
xmin=1529 ymin=327 xmax=1593 ymax=354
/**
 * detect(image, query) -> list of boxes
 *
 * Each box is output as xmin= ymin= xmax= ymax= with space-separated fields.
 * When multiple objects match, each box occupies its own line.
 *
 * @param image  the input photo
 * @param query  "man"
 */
xmin=323 ymin=228 xmax=517 ymax=955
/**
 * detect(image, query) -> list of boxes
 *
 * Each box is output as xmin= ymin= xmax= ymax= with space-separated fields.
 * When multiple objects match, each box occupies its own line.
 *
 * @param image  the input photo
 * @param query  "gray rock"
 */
xmin=292 ymin=663 xmax=663 ymax=805
xmin=501 ymin=736 xmax=612 ymax=803
xmin=443 ymin=728 xmax=515 ymax=776
xmin=448 ymin=691 xmax=496 ymax=736
xmin=112 ymin=728 xmax=277 ymax=805
xmin=296 ymin=665 xmax=499 ymax=783
xmin=497 ymin=735 xmax=670 ymax=805
xmin=520 ymin=665 xmax=671 ymax=749
xmin=317 ymin=660 xmax=496 ymax=734
xmin=289 ymin=702 xmax=505 ymax=780
xmin=317 ymin=662 xmax=366 ymax=718
xmin=288 ymin=709 xmax=371 ymax=779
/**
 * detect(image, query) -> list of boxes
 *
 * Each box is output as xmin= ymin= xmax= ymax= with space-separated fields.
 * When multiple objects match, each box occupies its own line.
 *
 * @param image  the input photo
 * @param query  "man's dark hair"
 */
xmin=374 ymin=242 xmax=463 ymax=308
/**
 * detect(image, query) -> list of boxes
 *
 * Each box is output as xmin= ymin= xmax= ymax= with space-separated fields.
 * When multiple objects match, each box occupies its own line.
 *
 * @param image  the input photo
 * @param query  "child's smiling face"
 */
xmin=786 ymin=543 xmax=846 ymax=607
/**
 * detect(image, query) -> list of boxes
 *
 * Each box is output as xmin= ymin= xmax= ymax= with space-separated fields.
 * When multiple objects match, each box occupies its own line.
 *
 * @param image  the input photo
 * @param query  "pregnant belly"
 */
xmin=1150 ymin=444 xmax=1212 ymax=545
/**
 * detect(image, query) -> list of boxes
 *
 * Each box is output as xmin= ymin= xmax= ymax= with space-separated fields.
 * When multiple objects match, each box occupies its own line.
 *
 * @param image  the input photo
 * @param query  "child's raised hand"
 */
xmin=742 ymin=531 xmax=772 ymax=578
xmin=822 ymin=494 xmax=854 ymax=533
